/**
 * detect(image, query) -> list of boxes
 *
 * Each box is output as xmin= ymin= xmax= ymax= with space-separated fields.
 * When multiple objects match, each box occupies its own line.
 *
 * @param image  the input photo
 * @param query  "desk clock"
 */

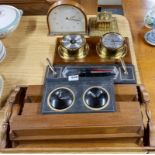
xmin=47 ymin=0 xmax=87 ymax=35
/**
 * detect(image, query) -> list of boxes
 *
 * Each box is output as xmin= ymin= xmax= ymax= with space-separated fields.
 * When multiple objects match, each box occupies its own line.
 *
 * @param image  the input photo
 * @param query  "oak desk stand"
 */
xmin=0 ymin=15 xmax=154 ymax=152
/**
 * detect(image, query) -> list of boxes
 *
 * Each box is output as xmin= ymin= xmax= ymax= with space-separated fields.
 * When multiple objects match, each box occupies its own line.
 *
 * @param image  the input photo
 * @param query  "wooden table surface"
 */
xmin=122 ymin=0 xmax=155 ymax=135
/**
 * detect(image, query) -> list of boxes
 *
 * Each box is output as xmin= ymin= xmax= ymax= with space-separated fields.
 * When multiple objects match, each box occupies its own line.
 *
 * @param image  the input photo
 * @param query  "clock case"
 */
xmin=47 ymin=0 xmax=88 ymax=35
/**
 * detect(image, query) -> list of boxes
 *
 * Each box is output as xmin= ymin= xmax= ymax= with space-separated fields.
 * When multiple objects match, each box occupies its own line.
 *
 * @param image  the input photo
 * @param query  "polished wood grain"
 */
xmin=122 ymin=0 xmax=155 ymax=147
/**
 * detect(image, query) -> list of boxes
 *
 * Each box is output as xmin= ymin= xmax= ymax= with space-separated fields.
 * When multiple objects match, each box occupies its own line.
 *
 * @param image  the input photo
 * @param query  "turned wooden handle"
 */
xmin=0 ymin=87 xmax=21 ymax=149
xmin=139 ymin=84 xmax=151 ymax=120
xmin=138 ymin=85 xmax=155 ymax=147
xmin=139 ymin=85 xmax=150 ymax=104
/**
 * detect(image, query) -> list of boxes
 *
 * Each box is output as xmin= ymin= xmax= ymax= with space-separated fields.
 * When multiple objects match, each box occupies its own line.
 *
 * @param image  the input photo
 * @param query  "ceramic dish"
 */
xmin=0 ymin=5 xmax=23 ymax=38
xmin=144 ymin=7 xmax=155 ymax=28
xmin=144 ymin=31 xmax=155 ymax=46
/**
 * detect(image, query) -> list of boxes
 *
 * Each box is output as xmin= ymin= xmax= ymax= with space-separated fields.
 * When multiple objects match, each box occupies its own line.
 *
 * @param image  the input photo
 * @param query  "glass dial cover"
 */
xmin=101 ymin=32 xmax=124 ymax=50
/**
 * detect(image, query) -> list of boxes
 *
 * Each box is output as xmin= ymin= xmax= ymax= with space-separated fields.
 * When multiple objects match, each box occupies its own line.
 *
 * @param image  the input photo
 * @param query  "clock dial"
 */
xmin=48 ymin=4 xmax=87 ymax=35
xmin=61 ymin=35 xmax=85 ymax=50
xmin=101 ymin=32 xmax=124 ymax=49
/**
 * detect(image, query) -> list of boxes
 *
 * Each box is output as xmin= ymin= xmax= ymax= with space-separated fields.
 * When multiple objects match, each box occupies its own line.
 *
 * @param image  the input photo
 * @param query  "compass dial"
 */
xmin=101 ymin=32 xmax=124 ymax=50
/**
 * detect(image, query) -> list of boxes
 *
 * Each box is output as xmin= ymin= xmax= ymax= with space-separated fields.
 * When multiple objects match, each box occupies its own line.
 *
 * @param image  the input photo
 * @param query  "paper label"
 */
xmin=68 ymin=75 xmax=79 ymax=81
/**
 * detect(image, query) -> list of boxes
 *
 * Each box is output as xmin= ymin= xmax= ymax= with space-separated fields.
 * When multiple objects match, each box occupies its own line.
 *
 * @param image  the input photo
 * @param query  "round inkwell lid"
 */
xmin=61 ymin=35 xmax=85 ymax=50
xmin=0 ymin=5 xmax=22 ymax=33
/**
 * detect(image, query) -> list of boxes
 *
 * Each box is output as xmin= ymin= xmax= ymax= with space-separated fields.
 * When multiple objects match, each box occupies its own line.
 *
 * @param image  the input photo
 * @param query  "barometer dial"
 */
xmin=101 ymin=32 xmax=125 ymax=50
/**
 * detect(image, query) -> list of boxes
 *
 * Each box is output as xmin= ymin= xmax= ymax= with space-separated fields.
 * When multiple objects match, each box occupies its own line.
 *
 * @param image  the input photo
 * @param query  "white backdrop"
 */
xmin=98 ymin=0 xmax=122 ymax=5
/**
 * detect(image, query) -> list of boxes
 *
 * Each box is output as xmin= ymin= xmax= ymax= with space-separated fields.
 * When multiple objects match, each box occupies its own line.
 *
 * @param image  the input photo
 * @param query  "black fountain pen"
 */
xmin=79 ymin=69 xmax=116 ymax=77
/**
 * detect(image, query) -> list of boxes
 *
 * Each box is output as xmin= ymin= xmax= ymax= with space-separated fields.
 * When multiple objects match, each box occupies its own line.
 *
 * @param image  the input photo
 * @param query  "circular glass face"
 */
xmin=47 ymin=87 xmax=74 ymax=111
xmin=48 ymin=5 xmax=86 ymax=34
xmin=61 ymin=35 xmax=85 ymax=50
xmin=101 ymin=32 xmax=124 ymax=49
xmin=83 ymin=87 xmax=110 ymax=110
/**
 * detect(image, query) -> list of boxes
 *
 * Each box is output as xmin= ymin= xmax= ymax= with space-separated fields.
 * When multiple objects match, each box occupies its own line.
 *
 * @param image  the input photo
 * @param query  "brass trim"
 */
xmin=96 ymin=42 xmax=127 ymax=59
xmin=58 ymin=43 xmax=89 ymax=60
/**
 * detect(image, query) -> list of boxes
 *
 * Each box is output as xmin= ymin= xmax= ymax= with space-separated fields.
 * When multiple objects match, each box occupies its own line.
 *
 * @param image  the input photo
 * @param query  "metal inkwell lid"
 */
xmin=0 ymin=5 xmax=23 ymax=37
xmin=61 ymin=35 xmax=86 ymax=51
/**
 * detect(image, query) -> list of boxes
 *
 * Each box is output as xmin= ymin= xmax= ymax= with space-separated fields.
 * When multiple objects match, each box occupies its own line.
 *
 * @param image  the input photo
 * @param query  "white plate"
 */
xmin=144 ymin=31 xmax=155 ymax=46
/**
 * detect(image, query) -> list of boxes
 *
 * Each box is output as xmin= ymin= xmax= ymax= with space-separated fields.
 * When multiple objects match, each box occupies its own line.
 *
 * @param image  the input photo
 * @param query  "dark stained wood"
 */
xmin=53 ymin=37 xmax=131 ymax=65
xmin=0 ymin=0 xmax=97 ymax=15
